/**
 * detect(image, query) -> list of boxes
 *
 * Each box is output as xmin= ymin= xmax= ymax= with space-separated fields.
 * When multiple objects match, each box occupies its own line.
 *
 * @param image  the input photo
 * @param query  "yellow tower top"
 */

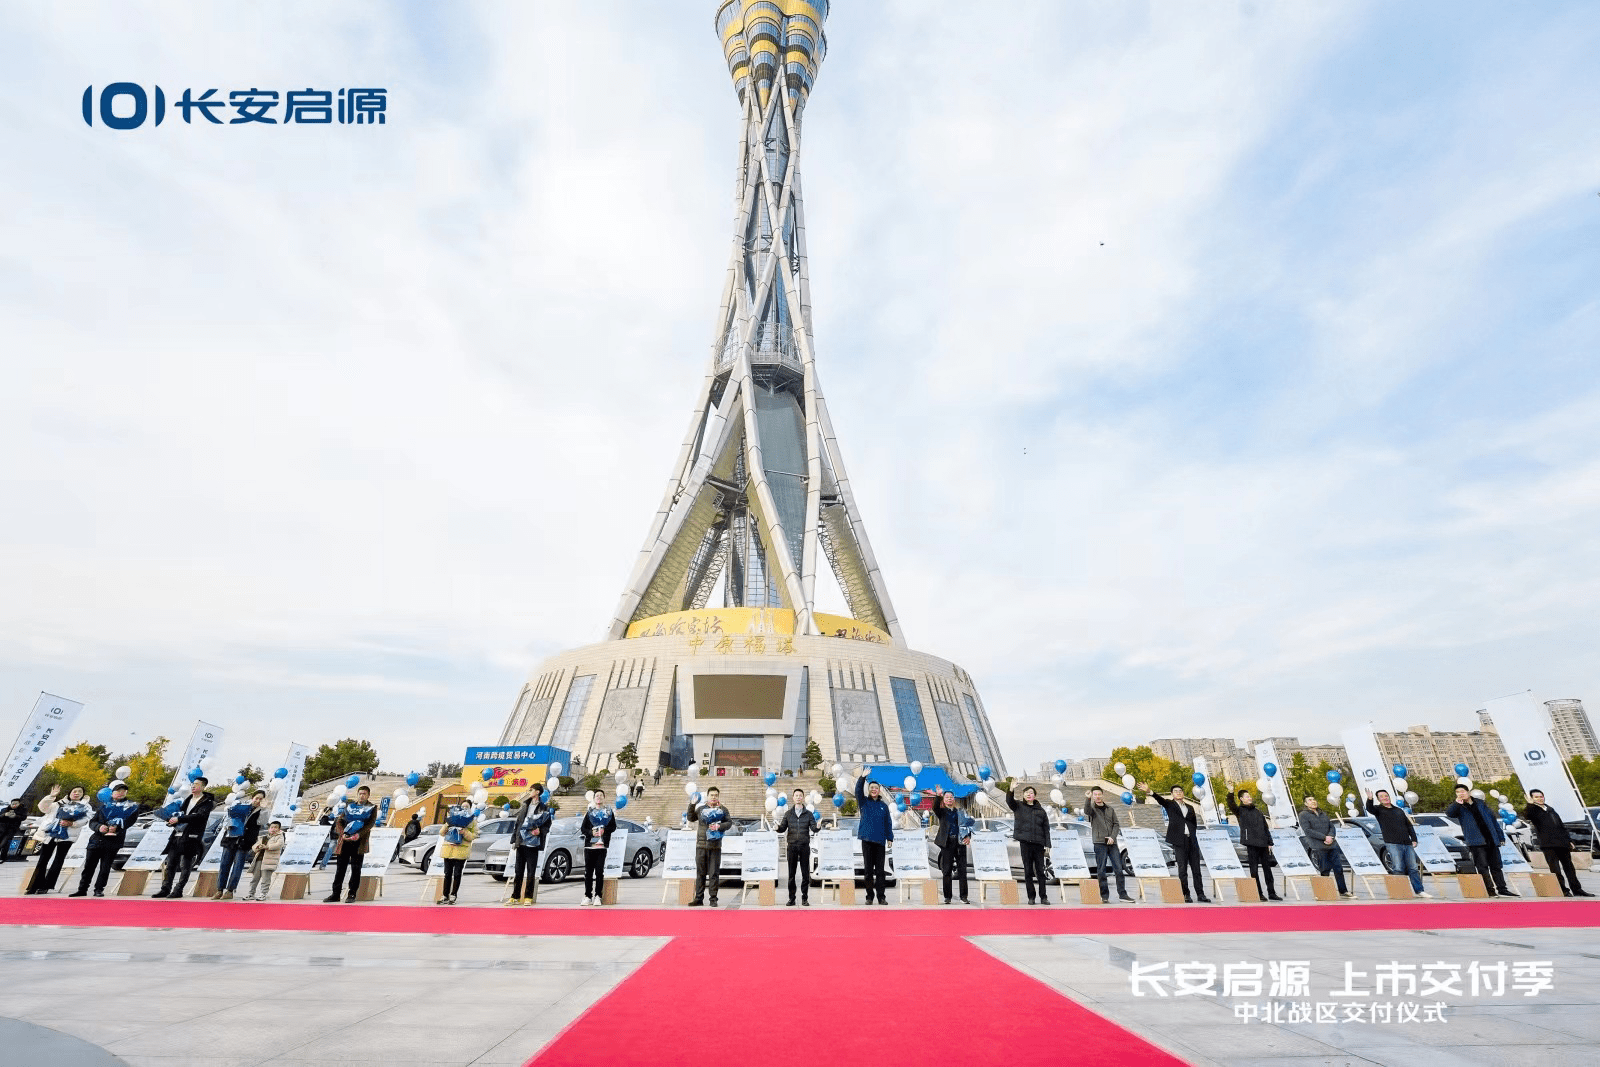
xmin=714 ymin=0 xmax=828 ymax=111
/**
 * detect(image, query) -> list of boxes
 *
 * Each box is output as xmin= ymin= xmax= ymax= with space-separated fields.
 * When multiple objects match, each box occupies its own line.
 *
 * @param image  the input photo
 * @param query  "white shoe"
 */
xmin=1417 ymin=891 xmax=1432 ymax=898
xmin=581 ymin=896 xmax=591 ymax=907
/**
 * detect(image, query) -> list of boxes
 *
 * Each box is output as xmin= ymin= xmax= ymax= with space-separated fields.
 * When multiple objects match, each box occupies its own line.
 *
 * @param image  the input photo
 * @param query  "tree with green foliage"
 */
xmin=1568 ymin=756 xmax=1600 ymax=806
xmin=1281 ymin=753 xmax=1354 ymax=816
xmin=803 ymin=738 xmax=823 ymax=770
xmin=33 ymin=742 xmax=110 ymax=799
xmin=427 ymin=760 xmax=462 ymax=780
xmin=1109 ymin=745 xmax=1186 ymax=801
xmin=122 ymin=737 xmax=175 ymax=807
xmin=236 ymin=763 xmax=265 ymax=788
xmin=304 ymin=739 xmax=380 ymax=784
xmin=616 ymin=742 xmax=638 ymax=770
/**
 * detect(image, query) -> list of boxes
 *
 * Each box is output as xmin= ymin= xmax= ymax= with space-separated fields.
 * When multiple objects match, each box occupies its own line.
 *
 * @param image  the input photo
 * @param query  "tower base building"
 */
xmin=499 ymin=2 xmax=1006 ymax=782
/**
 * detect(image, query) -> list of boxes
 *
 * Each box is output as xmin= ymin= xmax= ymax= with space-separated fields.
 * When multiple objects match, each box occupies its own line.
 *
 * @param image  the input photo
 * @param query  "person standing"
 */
xmin=854 ymin=774 xmax=893 ymax=906
xmin=686 ymin=786 xmax=730 ymax=907
xmin=1003 ymin=785 xmax=1051 ymax=905
xmin=69 ymin=784 xmax=140 ymax=897
xmin=928 ymin=789 xmax=974 ymax=904
xmin=314 ymin=808 xmax=337 ymax=869
xmin=245 ymin=821 xmax=285 ymax=900
xmin=580 ymin=789 xmax=616 ymax=907
xmin=1085 ymin=787 xmax=1133 ymax=903
xmin=1297 ymin=796 xmax=1352 ymax=898
xmin=214 ymin=790 xmax=267 ymax=901
xmin=1445 ymin=785 xmax=1514 ymax=897
xmin=153 ymin=779 xmax=215 ymax=898
xmin=323 ymin=786 xmax=377 ymax=903
xmin=1226 ymin=789 xmax=1282 ymax=901
xmin=26 ymin=786 xmax=89 ymax=894
xmin=394 ymin=812 xmax=422 ymax=861
xmin=1365 ymin=789 xmax=1429 ymax=898
xmin=508 ymin=788 xmax=553 ymax=905
xmin=775 ymin=788 xmax=819 ymax=906
xmin=437 ymin=802 xmax=477 ymax=905
xmin=0 ymin=798 xmax=25 ymax=863
xmin=1148 ymin=782 xmax=1210 ymax=903
xmin=1521 ymin=789 xmax=1591 ymax=897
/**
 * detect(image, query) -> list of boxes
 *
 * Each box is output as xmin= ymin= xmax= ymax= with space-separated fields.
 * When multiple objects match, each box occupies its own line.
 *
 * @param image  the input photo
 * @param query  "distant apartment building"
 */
xmin=1544 ymin=699 xmax=1599 ymax=760
xmin=1374 ymin=725 xmax=1513 ymax=781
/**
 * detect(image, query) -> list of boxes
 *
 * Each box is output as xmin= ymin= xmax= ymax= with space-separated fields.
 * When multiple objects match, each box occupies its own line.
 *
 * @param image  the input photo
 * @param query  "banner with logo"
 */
xmin=166 ymin=720 xmax=225 ymax=795
xmin=1254 ymin=741 xmax=1298 ymax=827
xmin=270 ymin=743 xmax=310 ymax=823
xmin=1485 ymin=694 xmax=1585 ymax=817
xmin=1340 ymin=723 xmax=1399 ymax=806
xmin=1 ymin=693 xmax=86 ymax=796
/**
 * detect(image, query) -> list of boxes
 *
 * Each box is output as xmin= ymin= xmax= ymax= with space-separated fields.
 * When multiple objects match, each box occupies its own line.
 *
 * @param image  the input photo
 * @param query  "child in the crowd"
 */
xmin=245 ymin=821 xmax=286 ymax=900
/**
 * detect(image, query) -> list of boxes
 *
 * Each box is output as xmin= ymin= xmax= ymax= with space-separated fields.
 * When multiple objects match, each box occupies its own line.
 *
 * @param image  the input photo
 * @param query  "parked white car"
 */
xmin=483 ymin=816 xmax=665 ymax=883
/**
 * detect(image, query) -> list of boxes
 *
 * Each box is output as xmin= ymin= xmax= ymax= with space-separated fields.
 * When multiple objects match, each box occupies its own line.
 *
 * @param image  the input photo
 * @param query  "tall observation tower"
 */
xmin=499 ymin=1 xmax=1006 ymax=781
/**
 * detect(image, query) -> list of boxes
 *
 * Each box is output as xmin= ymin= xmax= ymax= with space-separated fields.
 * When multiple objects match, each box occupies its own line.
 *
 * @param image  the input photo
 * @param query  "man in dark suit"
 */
xmin=154 ymin=778 xmax=215 ymax=897
xmin=1148 ymin=782 xmax=1210 ymax=903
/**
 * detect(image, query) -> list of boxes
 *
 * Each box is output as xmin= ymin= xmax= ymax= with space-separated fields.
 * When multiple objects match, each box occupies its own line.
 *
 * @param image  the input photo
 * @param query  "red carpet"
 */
xmin=526 ymin=933 xmax=1188 ymax=1067
xmin=2 ymin=896 xmax=1595 ymax=937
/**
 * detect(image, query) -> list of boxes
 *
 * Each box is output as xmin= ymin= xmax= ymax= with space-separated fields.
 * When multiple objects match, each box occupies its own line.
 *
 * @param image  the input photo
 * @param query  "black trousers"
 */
xmin=0 ymin=829 xmax=18 ymax=862
xmin=1019 ymin=840 xmax=1049 ymax=901
xmin=158 ymin=845 xmax=201 ymax=894
xmin=1171 ymin=837 xmax=1206 ymax=899
xmin=786 ymin=843 xmax=810 ymax=902
xmin=330 ymin=848 xmax=364 ymax=899
xmin=940 ymin=842 xmax=968 ymax=902
xmin=512 ymin=845 xmax=542 ymax=898
xmin=694 ymin=845 xmax=722 ymax=903
xmin=77 ymin=847 xmax=117 ymax=894
xmin=27 ymin=840 xmax=70 ymax=893
xmin=1469 ymin=843 xmax=1510 ymax=893
xmin=584 ymin=847 xmax=606 ymax=898
xmin=861 ymin=840 xmax=888 ymax=901
xmin=1245 ymin=844 xmax=1276 ymax=897
xmin=441 ymin=857 xmax=465 ymax=897
xmin=1542 ymin=846 xmax=1583 ymax=895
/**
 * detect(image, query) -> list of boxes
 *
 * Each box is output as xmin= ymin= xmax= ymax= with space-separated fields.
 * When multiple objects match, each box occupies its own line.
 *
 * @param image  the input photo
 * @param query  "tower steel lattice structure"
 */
xmin=606 ymin=0 xmax=904 ymax=648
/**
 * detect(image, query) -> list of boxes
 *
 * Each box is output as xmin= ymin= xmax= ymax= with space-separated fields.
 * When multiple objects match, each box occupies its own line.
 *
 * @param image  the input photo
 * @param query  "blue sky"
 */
xmin=2 ymin=1 xmax=1597 ymax=777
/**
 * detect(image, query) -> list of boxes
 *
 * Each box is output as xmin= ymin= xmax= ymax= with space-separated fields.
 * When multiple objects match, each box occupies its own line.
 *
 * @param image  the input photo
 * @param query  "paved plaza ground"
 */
xmin=1 ymin=860 xmax=1596 ymax=1066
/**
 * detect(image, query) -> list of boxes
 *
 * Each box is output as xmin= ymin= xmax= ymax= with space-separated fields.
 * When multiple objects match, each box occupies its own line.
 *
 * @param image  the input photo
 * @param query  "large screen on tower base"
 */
xmin=693 ymin=674 xmax=787 ymax=719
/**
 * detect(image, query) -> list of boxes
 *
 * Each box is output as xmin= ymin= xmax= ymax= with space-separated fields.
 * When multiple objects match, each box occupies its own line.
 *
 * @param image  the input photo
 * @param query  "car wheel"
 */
xmin=490 ymin=872 xmax=506 ymax=882
xmin=421 ymin=849 xmax=434 ymax=874
xmin=543 ymin=849 xmax=572 ymax=884
xmin=629 ymin=849 xmax=653 ymax=879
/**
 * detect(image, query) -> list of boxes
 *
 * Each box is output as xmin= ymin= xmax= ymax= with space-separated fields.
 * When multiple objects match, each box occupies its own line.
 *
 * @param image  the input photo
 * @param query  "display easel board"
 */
xmin=919 ymin=880 xmax=939 ymax=905
xmin=116 ymin=870 xmax=150 ymax=896
xmin=17 ymin=865 xmax=37 ymax=893
xmin=278 ymin=873 xmax=309 ymax=900
xmin=1309 ymin=875 xmax=1340 ymax=901
xmin=423 ymin=875 xmax=444 ymax=902
xmin=756 ymin=881 xmax=775 ymax=906
xmin=979 ymin=880 xmax=1020 ymax=905
xmin=1230 ymin=877 xmax=1261 ymax=903
xmin=1078 ymin=880 xmax=1104 ymax=905
xmin=602 ymin=880 xmax=619 ymax=905
xmin=355 ymin=877 xmax=381 ymax=902
xmin=1530 ymin=873 xmax=1564 ymax=898
xmin=1383 ymin=875 xmax=1417 ymax=900
xmin=191 ymin=872 xmax=218 ymax=898
xmin=1155 ymin=877 xmax=1185 ymax=903
xmin=676 ymin=880 xmax=694 ymax=906
xmin=834 ymin=880 xmax=856 ymax=905
xmin=1457 ymin=873 xmax=1489 ymax=898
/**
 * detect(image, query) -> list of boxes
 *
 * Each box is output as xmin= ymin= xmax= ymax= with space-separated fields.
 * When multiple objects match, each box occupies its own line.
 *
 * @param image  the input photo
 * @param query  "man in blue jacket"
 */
xmin=854 ymin=773 xmax=893 ymax=905
xmin=1445 ymin=784 xmax=1516 ymax=897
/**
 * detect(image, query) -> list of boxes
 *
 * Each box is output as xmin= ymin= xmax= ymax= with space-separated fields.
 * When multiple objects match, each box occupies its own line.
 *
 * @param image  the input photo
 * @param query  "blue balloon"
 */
xmin=1391 ymin=764 xmax=1406 ymax=778
xmin=185 ymin=768 xmax=200 ymax=782
xmin=539 ymin=791 xmax=551 ymax=804
xmin=1121 ymin=791 xmax=1134 ymax=805
xmin=1454 ymin=763 xmax=1470 ymax=777
xmin=1192 ymin=772 xmax=1206 ymax=786
xmin=480 ymin=768 xmax=493 ymax=781
xmin=406 ymin=772 xmax=421 ymax=787
xmin=1326 ymin=770 xmax=1341 ymax=783
xmin=833 ymin=792 xmax=846 ymax=807
xmin=764 ymin=773 xmax=777 ymax=787
xmin=615 ymin=795 xmax=628 ymax=809
xmin=1500 ymin=810 xmax=1516 ymax=824
xmin=691 ymin=792 xmax=702 ymax=804
xmin=274 ymin=767 xmax=288 ymax=779
xmin=289 ymin=803 xmax=298 ymax=812
xmin=776 ymin=796 xmax=787 ymax=807
xmin=1054 ymin=759 xmax=1067 ymax=774
xmin=978 ymin=765 xmax=992 ymax=780
xmin=235 ymin=774 xmax=247 ymax=785
xmin=345 ymin=774 xmax=361 ymax=788
xmin=97 ymin=787 xmax=112 ymax=803
xmin=167 ymin=786 xmax=178 ymax=795
xmin=1263 ymin=762 xmax=1278 ymax=778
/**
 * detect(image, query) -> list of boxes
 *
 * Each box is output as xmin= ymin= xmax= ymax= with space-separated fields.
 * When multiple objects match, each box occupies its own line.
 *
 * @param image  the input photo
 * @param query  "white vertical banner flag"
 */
xmin=1191 ymin=757 xmax=1220 ymax=827
xmin=270 ymin=743 xmax=310 ymax=823
xmin=1 ymin=693 xmax=86 ymax=796
xmin=1340 ymin=723 xmax=1398 ymax=807
xmin=1253 ymin=741 xmax=1298 ymax=828
xmin=167 ymin=720 xmax=225 ymax=795
xmin=1485 ymin=693 xmax=1585 ymax=817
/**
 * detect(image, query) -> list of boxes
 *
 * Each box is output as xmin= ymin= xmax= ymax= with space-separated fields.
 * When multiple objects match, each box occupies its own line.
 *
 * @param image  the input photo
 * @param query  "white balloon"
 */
xmin=115 ymin=765 xmax=132 ymax=780
xmin=909 ymin=761 xmax=923 ymax=776
xmin=1328 ymin=783 xmax=1344 ymax=798
xmin=1471 ymin=789 xmax=1485 ymax=800
xmin=584 ymin=790 xmax=595 ymax=804
xmin=1113 ymin=762 xmax=1127 ymax=776
xmin=1404 ymin=791 xmax=1419 ymax=805
xmin=684 ymin=780 xmax=698 ymax=797
xmin=1488 ymin=789 xmax=1501 ymax=799
xmin=1049 ymin=789 xmax=1065 ymax=806
xmin=1121 ymin=774 xmax=1135 ymax=789
xmin=765 ymin=797 xmax=777 ymax=811
xmin=831 ymin=763 xmax=843 ymax=777
xmin=1255 ymin=778 xmax=1270 ymax=794
xmin=614 ymin=770 xmax=629 ymax=785
xmin=1457 ymin=776 xmax=1473 ymax=788
xmin=330 ymin=785 xmax=347 ymax=800
xmin=1192 ymin=785 xmax=1204 ymax=798
xmin=765 ymin=787 xmax=777 ymax=798
xmin=1050 ymin=774 xmax=1063 ymax=786
xmin=903 ymin=776 xmax=917 ymax=791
